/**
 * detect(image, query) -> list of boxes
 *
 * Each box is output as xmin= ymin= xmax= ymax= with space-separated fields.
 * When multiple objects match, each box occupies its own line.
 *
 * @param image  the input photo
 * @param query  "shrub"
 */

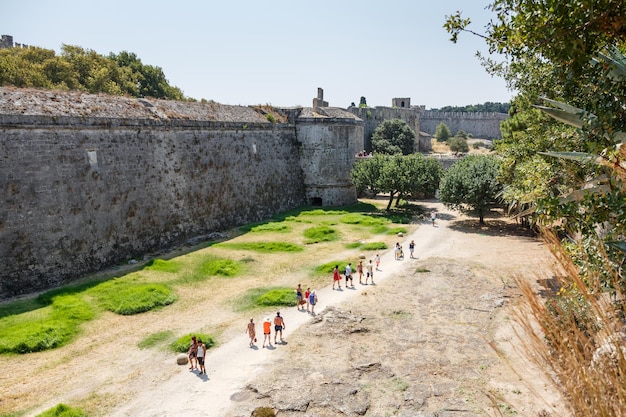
xmin=448 ymin=136 xmax=469 ymax=153
xmin=434 ymin=122 xmax=451 ymax=142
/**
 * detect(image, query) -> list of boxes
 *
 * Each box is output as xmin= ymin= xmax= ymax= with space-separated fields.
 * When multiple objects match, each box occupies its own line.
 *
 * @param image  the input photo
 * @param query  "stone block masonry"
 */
xmin=0 ymin=116 xmax=308 ymax=298
xmin=0 ymin=87 xmax=363 ymax=299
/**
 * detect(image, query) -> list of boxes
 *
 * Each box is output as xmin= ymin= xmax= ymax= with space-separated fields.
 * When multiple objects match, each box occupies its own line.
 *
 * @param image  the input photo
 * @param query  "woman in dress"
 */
xmin=246 ymin=318 xmax=256 ymax=347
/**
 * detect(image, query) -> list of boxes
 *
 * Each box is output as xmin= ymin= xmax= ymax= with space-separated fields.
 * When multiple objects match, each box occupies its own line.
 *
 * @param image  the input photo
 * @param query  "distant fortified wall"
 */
xmin=0 ymin=88 xmax=362 ymax=299
xmin=347 ymin=106 xmax=431 ymax=153
xmin=420 ymin=111 xmax=508 ymax=139
xmin=347 ymin=99 xmax=507 ymax=150
xmin=0 ymin=34 xmax=30 ymax=49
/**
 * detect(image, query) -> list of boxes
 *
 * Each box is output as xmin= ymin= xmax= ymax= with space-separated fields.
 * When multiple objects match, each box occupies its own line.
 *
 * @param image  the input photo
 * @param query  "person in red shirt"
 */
xmin=332 ymin=265 xmax=342 ymax=290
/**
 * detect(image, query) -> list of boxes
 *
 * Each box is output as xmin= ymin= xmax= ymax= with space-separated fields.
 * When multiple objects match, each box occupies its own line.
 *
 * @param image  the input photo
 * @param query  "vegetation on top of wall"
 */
xmin=430 ymin=102 xmax=511 ymax=113
xmin=0 ymin=45 xmax=185 ymax=100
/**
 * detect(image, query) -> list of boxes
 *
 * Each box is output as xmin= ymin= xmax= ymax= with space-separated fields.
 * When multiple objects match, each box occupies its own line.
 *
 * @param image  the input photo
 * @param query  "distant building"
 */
xmin=0 ymin=34 xmax=30 ymax=49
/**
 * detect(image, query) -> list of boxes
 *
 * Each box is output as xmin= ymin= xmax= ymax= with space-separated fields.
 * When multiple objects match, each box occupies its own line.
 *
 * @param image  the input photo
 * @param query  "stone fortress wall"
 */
xmin=0 ymin=33 xmax=507 ymax=298
xmin=0 ymin=88 xmax=362 ymax=299
xmin=420 ymin=111 xmax=508 ymax=139
xmin=347 ymin=97 xmax=507 ymax=152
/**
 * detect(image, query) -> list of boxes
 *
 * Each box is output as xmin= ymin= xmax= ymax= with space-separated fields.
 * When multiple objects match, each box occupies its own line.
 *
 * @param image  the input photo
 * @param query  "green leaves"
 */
xmin=371 ymin=119 xmax=416 ymax=155
xmin=438 ymin=154 xmax=502 ymax=224
xmin=351 ymin=154 xmax=442 ymax=210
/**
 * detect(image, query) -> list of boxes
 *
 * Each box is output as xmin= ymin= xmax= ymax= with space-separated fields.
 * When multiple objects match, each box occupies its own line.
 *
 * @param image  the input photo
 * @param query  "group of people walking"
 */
xmin=295 ymin=284 xmax=318 ymax=315
xmin=187 ymin=212 xmax=437 ymax=375
xmin=332 ymin=256 xmax=379 ymax=290
xmin=244 ymin=312 xmax=287 ymax=349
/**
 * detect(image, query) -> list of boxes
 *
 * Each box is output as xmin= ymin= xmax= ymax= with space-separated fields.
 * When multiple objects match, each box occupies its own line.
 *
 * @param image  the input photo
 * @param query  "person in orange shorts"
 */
xmin=262 ymin=317 xmax=272 ymax=348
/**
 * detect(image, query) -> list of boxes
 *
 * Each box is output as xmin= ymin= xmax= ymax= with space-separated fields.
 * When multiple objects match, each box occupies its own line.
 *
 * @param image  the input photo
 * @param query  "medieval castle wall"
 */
xmin=0 ymin=88 xmax=362 ymax=299
xmin=420 ymin=111 xmax=508 ymax=139
xmin=347 ymin=106 xmax=431 ymax=152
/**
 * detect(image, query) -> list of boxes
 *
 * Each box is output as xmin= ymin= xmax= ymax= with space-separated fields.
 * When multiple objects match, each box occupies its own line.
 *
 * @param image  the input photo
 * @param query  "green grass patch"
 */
xmin=199 ymin=257 xmax=242 ymax=277
xmin=170 ymin=333 xmax=216 ymax=353
xmin=0 ymin=297 xmax=47 ymax=319
xmin=303 ymin=225 xmax=339 ymax=243
xmin=35 ymin=403 xmax=86 ymax=417
xmin=138 ymin=330 xmax=174 ymax=349
xmin=236 ymin=287 xmax=297 ymax=310
xmin=344 ymin=242 xmax=362 ymax=249
xmin=143 ymin=258 xmax=181 ymax=273
xmin=360 ymin=242 xmax=388 ymax=251
xmin=415 ymin=267 xmax=430 ymax=273
xmin=386 ymin=227 xmax=408 ymax=235
xmin=239 ymin=221 xmax=291 ymax=233
xmin=36 ymin=281 xmax=104 ymax=306
xmin=172 ymin=256 xmax=243 ymax=284
xmin=0 ymin=294 xmax=94 ymax=354
xmin=339 ymin=213 xmax=388 ymax=227
xmin=315 ymin=261 xmax=349 ymax=275
xmin=216 ymin=242 xmax=304 ymax=253
xmin=87 ymin=281 xmax=176 ymax=315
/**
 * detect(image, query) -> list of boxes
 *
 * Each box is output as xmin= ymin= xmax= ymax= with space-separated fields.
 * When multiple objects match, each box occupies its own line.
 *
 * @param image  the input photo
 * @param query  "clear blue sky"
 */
xmin=1 ymin=0 xmax=512 ymax=109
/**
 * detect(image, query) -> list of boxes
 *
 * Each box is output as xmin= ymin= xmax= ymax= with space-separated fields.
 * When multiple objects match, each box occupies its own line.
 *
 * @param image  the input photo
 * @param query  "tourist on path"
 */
xmin=365 ymin=260 xmax=374 ymax=285
xmin=273 ymin=312 xmax=286 ymax=344
xmin=375 ymin=254 xmax=381 ymax=271
xmin=332 ymin=265 xmax=342 ymax=290
xmin=345 ymin=262 xmax=353 ymax=287
xmin=309 ymin=290 xmax=318 ymax=315
xmin=196 ymin=338 xmax=207 ymax=374
xmin=431 ymin=210 xmax=436 ymax=226
xmin=357 ymin=261 xmax=364 ymax=284
xmin=295 ymin=284 xmax=304 ymax=310
xmin=304 ymin=287 xmax=311 ymax=312
xmin=246 ymin=318 xmax=256 ymax=347
xmin=409 ymin=240 xmax=415 ymax=259
xmin=188 ymin=336 xmax=198 ymax=370
xmin=262 ymin=317 xmax=272 ymax=348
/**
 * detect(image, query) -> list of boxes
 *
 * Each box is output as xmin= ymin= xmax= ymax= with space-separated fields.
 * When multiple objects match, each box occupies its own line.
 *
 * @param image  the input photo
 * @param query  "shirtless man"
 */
xmin=365 ymin=259 xmax=374 ymax=284
xmin=273 ymin=312 xmax=286 ymax=344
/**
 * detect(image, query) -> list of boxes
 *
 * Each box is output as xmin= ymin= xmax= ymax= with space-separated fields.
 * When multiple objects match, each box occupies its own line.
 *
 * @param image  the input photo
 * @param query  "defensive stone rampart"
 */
xmin=0 ymin=88 xmax=362 ymax=298
xmin=420 ymin=111 xmax=507 ymax=139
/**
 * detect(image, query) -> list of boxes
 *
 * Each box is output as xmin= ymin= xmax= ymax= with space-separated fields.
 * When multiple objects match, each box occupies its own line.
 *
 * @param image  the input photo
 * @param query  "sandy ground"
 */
xmin=1 ymin=201 xmax=569 ymax=417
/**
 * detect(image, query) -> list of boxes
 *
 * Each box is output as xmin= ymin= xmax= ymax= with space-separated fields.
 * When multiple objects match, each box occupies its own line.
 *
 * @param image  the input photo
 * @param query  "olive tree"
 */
xmin=438 ymin=154 xmax=501 ymax=224
xmin=371 ymin=119 xmax=416 ymax=155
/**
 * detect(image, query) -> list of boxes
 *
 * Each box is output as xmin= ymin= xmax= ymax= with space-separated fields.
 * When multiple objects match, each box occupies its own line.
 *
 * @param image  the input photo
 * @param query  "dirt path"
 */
xmin=105 ymin=202 xmax=568 ymax=417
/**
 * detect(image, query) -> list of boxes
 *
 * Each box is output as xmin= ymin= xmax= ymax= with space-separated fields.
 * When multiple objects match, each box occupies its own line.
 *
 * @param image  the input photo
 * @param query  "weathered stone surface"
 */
xmin=0 ymin=87 xmax=364 ymax=299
